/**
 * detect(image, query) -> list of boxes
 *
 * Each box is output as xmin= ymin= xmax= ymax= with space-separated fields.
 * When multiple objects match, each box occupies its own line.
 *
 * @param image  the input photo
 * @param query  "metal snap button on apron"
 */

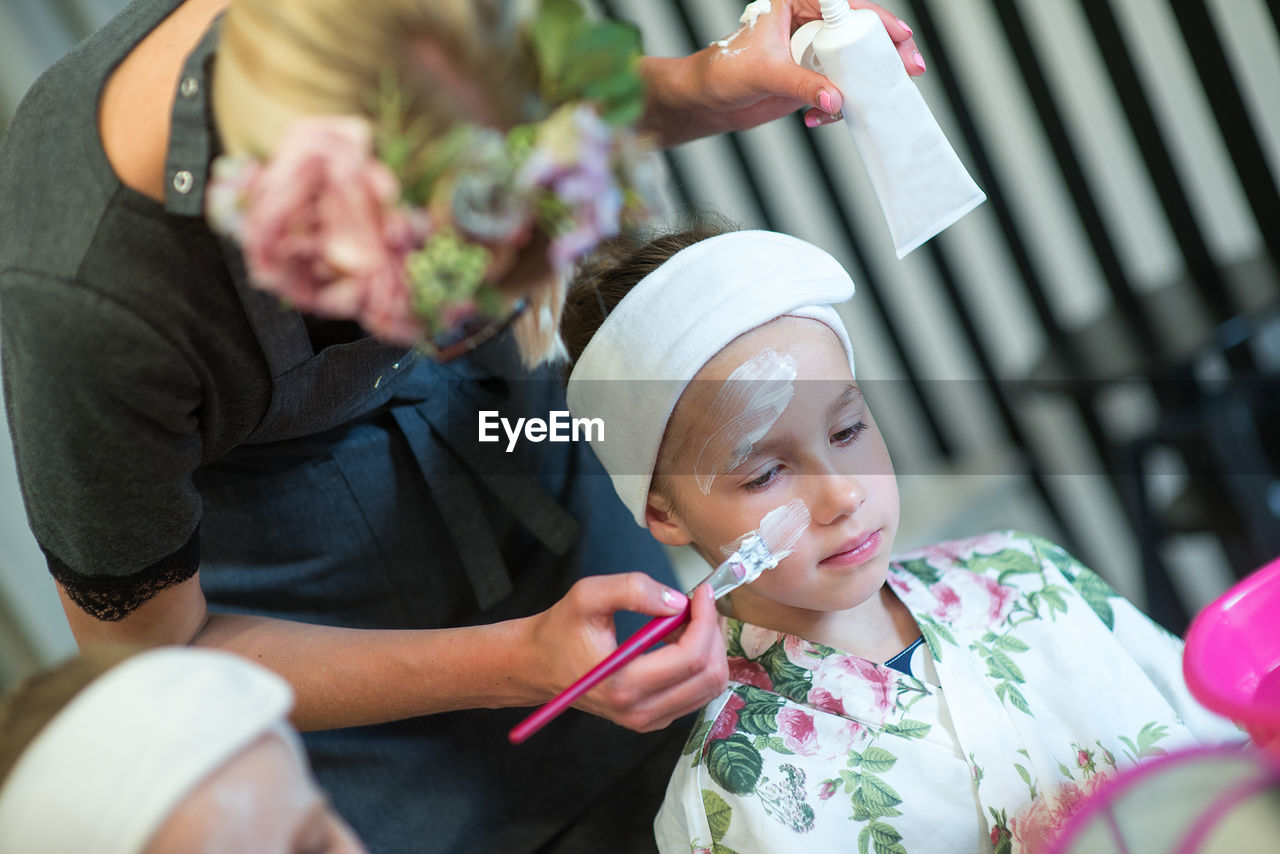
xmin=180 ymin=76 xmax=199 ymax=99
xmin=172 ymin=170 xmax=194 ymax=194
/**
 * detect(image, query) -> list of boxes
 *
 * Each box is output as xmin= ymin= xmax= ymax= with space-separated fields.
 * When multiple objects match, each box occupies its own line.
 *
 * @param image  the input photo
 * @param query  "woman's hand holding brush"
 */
xmin=514 ymin=574 xmax=729 ymax=736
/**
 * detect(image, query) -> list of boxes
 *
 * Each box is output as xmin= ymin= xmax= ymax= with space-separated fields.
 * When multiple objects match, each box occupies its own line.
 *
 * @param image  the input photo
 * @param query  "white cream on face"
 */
xmin=691 ymin=347 xmax=796 ymax=494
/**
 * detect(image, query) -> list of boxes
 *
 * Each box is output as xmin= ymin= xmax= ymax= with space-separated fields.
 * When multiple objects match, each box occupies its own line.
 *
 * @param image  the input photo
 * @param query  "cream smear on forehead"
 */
xmin=692 ymin=347 xmax=796 ymax=494
xmin=711 ymin=0 xmax=771 ymax=56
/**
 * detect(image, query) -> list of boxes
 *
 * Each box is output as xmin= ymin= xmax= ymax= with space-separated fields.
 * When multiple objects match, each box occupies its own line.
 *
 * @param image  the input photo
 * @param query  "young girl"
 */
xmin=561 ymin=225 xmax=1245 ymax=854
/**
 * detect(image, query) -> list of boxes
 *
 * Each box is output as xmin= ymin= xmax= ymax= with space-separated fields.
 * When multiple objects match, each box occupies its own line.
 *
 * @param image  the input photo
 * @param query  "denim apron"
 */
xmin=160 ymin=20 xmax=680 ymax=851
xmin=192 ymin=272 xmax=681 ymax=853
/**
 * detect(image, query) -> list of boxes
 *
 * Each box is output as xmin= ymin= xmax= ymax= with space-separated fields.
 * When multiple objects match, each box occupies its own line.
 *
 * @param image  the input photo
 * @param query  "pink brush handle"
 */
xmin=508 ymin=607 xmax=691 ymax=745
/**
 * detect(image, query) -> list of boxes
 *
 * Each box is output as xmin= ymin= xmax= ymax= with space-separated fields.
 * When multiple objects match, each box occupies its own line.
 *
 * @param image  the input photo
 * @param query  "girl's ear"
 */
xmin=645 ymin=492 xmax=693 ymax=547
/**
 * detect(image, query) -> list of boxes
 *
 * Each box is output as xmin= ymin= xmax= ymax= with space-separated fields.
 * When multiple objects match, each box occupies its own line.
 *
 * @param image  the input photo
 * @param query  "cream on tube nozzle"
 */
xmin=792 ymin=2 xmax=985 ymax=258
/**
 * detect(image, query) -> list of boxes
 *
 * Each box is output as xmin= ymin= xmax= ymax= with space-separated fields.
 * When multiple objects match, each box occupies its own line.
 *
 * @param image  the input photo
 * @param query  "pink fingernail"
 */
xmin=818 ymin=89 xmax=833 ymax=114
xmin=662 ymin=588 xmax=688 ymax=608
xmin=898 ymin=19 xmax=913 ymax=36
xmin=805 ymin=113 xmax=822 ymax=128
xmin=914 ymin=51 xmax=926 ymax=72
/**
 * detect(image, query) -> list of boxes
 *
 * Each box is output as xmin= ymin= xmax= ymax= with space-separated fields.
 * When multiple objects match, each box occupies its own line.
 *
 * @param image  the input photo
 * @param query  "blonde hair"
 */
xmin=214 ymin=0 xmax=568 ymax=363
xmin=0 ymin=646 xmax=142 ymax=789
xmin=214 ymin=0 xmax=541 ymax=157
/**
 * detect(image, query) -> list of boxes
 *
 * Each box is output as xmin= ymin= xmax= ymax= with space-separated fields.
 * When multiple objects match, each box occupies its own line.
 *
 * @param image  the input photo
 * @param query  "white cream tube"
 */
xmin=793 ymin=6 xmax=985 ymax=258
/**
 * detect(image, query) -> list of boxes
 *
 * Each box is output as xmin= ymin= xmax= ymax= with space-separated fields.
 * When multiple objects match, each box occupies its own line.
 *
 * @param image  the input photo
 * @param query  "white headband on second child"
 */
xmin=0 ymin=647 xmax=300 ymax=854
xmin=566 ymin=230 xmax=856 ymax=526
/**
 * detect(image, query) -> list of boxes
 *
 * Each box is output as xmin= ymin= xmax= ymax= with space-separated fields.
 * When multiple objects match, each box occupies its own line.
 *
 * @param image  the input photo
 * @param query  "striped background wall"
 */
xmin=2 ymin=0 xmax=1278 ymax=687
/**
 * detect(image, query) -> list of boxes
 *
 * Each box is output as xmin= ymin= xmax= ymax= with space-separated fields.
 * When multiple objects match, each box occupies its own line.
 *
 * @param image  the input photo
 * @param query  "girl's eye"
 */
xmin=833 ymin=421 xmax=867 ymax=445
xmin=743 ymin=465 xmax=781 ymax=492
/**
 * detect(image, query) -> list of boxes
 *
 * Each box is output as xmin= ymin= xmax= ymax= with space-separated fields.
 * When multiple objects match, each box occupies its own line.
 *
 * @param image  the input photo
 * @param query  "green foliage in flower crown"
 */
xmin=532 ymin=0 xmax=646 ymax=126
xmin=405 ymin=231 xmax=493 ymax=329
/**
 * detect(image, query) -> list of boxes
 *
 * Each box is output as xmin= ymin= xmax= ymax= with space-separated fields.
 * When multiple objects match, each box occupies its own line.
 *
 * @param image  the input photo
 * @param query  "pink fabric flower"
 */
xmin=1009 ymin=774 xmax=1113 ymax=854
xmin=777 ymin=707 xmax=819 ymax=755
xmin=783 ymin=634 xmax=826 ymax=670
xmin=779 ymin=707 xmax=861 ymax=761
xmin=929 ymin=571 xmax=1017 ymax=630
xmin=739 ymin=624 xmax=782 ymax=660
xmin=811 ymin=655 xmax=896 ymax=727
xmin=233 ymin=117 xmax=428 ymax=345
xmin=808 ymin=686 xmax=845 ymax=716
xmin=912 ymin=532 xmax=1010 ymax=565
xmin=727 ymin=657 xmax=773 ymax=691
xmin=818 ymin=780 xmax=838 ymax=801
xmin=708 ymin=693 xmax=746 ymax=743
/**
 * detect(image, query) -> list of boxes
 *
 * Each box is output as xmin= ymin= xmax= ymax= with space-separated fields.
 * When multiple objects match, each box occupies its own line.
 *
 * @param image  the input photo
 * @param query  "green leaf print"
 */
xmin=916 ymin=616 xmax=955 ymax=662
xmin=986 ymin=649 xmax=1026 ymax=683
xmin=1005 ymin=684 xmax=1032 ymax=715
xmin=1119 ymin=722 xmax=1171 ymax=760
xmin=869 ymin=821 xmax=908 ymax=854
xmin=702 ymin=789 xmax=733 ymax=843
xmin=683 ymin=718 xmax=713 ymax=757
xmin=882 ymin=719 xmax=932 ymax=740
xmin=735 ymin=690 xmax=782 ymax=737
xmin=713 ymin=843 xmax=740 ymax=854
xmin=994 ymin=634 xmax=1029 ymax=653
xmin=1040 ymin=586 xmax=1068 ymax=616
xmin=725 ymin=620 xmax=745 ymax=658
xmin=707 ymin=734 xmax=763 ymax=795
xmin=858 ymin=826 xmax=872 ymax=854
xmin=850 ymin=784 xmax=873 ymax=822
xmin=1071 ymin=569 xmax=1118 ymax=630
xmin=897 ymin=558 xmax=941 ymax=586
xmin=860 ymin=773 xmax=904 ymax=813
xmin=859 ymin=747 xmax=898 ymax=774
xmin=967 ymin=548 xmax=1041 ymax=583
xmin=759 ymin=644 xmax=814 ymax=698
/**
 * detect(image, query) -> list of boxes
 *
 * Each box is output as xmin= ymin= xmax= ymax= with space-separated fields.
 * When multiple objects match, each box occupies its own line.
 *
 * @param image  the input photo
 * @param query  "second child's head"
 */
xmin=563 ymin=226 xmax=900 ymax=629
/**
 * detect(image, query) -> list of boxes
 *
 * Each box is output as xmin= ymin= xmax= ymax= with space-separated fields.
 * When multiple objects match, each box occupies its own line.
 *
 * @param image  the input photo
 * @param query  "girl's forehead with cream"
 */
xmin=694 ymin=316 xmax=850 ymax=384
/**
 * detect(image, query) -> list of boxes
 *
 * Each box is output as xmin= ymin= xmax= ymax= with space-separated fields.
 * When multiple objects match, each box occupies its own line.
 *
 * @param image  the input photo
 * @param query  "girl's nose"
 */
xmin=809 ymin=470 xmax=866 ymax=526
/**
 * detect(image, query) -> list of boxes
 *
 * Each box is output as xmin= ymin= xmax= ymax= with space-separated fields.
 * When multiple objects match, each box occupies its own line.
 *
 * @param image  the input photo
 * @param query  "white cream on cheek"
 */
xmin=691 ymin=347 xmax=796 ymax=495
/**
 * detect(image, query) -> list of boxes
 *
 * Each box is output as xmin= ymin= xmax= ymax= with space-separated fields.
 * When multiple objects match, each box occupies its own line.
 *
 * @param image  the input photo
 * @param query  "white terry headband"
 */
xmin=0 ymin=647 xmax=298 ymax=854
xmin=566 ymin=230 xmax=856 ymax=526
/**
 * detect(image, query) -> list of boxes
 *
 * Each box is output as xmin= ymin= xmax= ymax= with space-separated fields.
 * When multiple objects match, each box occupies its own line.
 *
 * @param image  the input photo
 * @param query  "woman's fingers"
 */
xmin=845 ymin=2 xmax=926 ymax=77
xmin=582 ymin=584 xmax=728 ymax=730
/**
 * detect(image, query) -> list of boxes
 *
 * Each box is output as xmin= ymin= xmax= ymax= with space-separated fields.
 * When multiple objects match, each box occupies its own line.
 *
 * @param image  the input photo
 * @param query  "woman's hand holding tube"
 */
xmin=640 ymin=0 xmax=921 ymax=147
xmin=520 ymin=574 xmax=729 ymax=732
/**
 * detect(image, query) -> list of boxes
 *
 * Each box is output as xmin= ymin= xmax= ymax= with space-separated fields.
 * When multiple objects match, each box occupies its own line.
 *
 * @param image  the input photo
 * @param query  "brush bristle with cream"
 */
xmin=703 ymin=498 xmax=810 ymax=598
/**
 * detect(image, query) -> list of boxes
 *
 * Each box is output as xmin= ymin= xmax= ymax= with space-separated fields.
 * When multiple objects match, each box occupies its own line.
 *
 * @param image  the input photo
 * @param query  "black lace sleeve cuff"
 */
xmin=44 ymin=530 xmax=200 ymax=622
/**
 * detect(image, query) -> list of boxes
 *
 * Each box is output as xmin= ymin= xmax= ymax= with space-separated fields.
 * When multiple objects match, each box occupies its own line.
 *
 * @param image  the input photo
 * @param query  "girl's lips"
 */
xmin=819 ymin=529 xmax=881 ymax=568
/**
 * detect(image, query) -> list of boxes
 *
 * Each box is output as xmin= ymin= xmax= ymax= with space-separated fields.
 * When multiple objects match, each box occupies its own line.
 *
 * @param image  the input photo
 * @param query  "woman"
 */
xmin=0 ymin=0 xmax=921 ymax=850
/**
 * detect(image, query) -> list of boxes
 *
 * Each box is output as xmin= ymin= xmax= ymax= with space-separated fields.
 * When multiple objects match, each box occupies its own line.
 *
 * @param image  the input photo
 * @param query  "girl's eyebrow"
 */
xmin=827 ymin=383 xmax=864 ymax=420
xmin=725 ymin=384 xmax=863 ymax=475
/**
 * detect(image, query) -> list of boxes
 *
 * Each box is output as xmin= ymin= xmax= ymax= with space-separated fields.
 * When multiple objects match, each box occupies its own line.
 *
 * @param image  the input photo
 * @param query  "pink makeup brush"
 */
xmin=508 ymin=499 xmax=810 ymax=745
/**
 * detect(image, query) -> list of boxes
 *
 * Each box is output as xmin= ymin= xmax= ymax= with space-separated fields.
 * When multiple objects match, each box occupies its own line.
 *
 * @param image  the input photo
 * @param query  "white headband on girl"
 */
xmin=566 ymin=230 xmax=856 ymax=525
xmin=0 ymin=647 xmax=299 ymax=854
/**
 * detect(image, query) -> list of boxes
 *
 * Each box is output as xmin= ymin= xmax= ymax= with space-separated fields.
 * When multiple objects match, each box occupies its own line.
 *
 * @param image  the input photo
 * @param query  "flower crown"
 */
xmin=206 ymin=0 xmax=665 ymax=363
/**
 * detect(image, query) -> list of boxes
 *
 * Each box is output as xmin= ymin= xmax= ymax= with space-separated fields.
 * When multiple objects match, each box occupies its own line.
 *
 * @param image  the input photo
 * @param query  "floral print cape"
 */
xmin=654 ymin=531 xmax=1244 ymax=854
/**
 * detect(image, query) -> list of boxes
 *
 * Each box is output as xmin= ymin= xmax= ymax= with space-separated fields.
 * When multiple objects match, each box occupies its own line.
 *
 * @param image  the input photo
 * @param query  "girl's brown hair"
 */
xmin=0 ymin=645 xmax=142 ymax=789
xmin=560 ymin=211 xmax=738 ymax=503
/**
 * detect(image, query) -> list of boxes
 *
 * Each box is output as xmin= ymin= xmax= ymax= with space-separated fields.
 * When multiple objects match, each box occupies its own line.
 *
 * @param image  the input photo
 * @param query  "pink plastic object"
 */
xmin=507 ymin=608 xmax=690 ymax=745
xmin=1183 ymin=556 xmax=1280 ymax=754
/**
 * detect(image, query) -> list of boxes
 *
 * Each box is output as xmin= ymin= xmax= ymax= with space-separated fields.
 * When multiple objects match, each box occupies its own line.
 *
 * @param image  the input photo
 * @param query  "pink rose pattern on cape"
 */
xmin=727 ymin=657 xmax=772 ymax=691
xmin=929 ymin=570 xmax=1017 ymax=631
xmin=1008 ymin=772 xmax=1114 ymax=854
xmin=675 ymin=532 xmax=1175 ymax=854
xmin=810 ymin=654 xmax=897 ymax=728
